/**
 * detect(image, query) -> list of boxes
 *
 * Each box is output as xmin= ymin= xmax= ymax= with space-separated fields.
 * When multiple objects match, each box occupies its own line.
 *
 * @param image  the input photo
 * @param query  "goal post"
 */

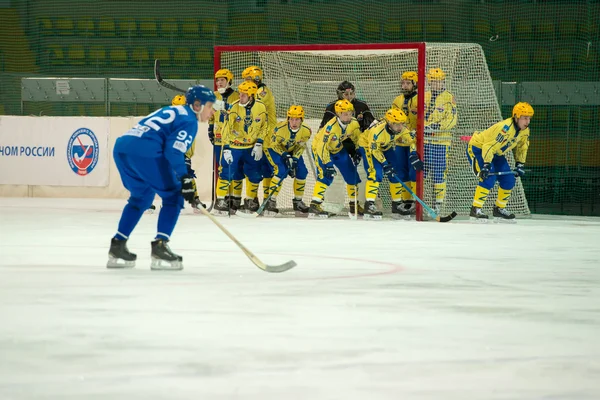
xmin=214 ymin=43 xmax=530 ymax=220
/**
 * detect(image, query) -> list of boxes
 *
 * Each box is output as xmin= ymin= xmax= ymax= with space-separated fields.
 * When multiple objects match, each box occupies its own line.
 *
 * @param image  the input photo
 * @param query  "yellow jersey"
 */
xmin=312 ymin=117 xmax=361 ymax=165
xmin=256 ymin=84 xmax=277 ymax=131
xmin=266 ymin=121 xmax=312 ymax=159
xmin=469 ymin=117 xmax=530 ymax=163
xmin=222 ymin=99 xmax=268 ymax=149
xmin=392 ymin=92 xmax=418 ymax=131
xmin=358 ymin=121 xmax=396 ymax=164
xmin=424 ymin=90 xmax=457 ymax=145
xmin=208 ymin=88 xmax=240 ymax=146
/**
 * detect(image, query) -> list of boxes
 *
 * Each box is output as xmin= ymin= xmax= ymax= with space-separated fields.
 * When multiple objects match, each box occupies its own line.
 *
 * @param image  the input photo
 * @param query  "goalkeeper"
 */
xmin=467 ymin=102 xmax=533 ymax=222
xmin=357 ymin=108 xmax=412 ymax=219
xmin=262 ymin=105 xmax=312 ymax=216
xmin=309 ymin=99 xmax=362 ymax=218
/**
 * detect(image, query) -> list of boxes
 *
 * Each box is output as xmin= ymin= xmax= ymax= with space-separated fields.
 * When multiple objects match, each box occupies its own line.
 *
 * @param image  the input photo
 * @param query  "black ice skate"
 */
xmin=292 ymin=198 xmax=309 ymax=217
xmin=150 ymin=239 xmax=183 ymax=271
xmin=493 ymin=206 xmax=516 ymax=223
xmin=262 ymin=198 xmax=279 ymax=217
xmin=391 ymin=201 xmax=411 ymax=219
xmin=107 ymin=238 xmax=136 ymax=268
xmin=242 ymin=197 xmax=259 ymax=213
xmin=231 ymin=196 xmax=242 ymax=211
xmin=212 ymin=198 xmax=231 ymax=216
xmin=403 ymin=200 xmax=416 ymax=215
xmin=348 ymin=201 xmax=364 ymax=219
xmin=469 ymin=206 xmax=489 ymax=223
xmin=308 ymin=200 xmax=331 ymax=219
xmin=363 ymin=200 xmax=383 ymax=220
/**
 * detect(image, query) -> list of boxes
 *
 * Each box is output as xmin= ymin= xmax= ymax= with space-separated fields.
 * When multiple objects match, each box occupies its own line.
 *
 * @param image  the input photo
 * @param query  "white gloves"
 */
xmin=251 ymin=142 xmax=263 ymax=161
xmin=223 ymin=149 xmax=233 ymax=164
xmin=212 ymin=100 xmax=226 ymax=111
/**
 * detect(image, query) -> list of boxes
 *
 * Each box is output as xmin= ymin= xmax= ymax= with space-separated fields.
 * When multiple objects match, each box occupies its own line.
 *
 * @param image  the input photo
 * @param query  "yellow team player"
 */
xmin=262 ymin=105 xmax=312 ymax=216
xmin=423 ymin=68 xmax=458 ymax=213
xmin=391 ymin=71 xmax=421 ymax=213
xmin=209 ymin=68 xmax=240 ymax=207
xmin=242 ymin=65 xmax=277 ymax=201
xmin=213 ymin=81 xmax=268 ymax=215
xmin=467 ymin=102 xmax=533 ymax=223
xmin=309 ymin=99 xmax=362 ymax=219
xmin=357 ymin=108 xmax=410 ymax=219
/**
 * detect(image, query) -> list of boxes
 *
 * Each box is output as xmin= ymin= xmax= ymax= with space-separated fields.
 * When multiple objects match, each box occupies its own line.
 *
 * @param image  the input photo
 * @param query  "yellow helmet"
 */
xmin=215 ymin=68 xmax=234 ymax=84
xmin=427 ymin=68 xmax=446 ymax=80
xmin=238 ymin=81 xmax=258 ymax=97
xmin=401 ymin=71 xmax=418 ymax=83
xmin=334 ymin=99 xmax=354 ymax=114
xmin=242 ymin=65 xmax=263 ymax=82
xmin=385 ymin=108 xmax=407 ymax=124
xmin=512 ymin=102 xmax=534 ymax=119
xmin=171 ymin=94 xmax=186 ymax=106
xmin=287 ymin=105 xmax=305 ymax=119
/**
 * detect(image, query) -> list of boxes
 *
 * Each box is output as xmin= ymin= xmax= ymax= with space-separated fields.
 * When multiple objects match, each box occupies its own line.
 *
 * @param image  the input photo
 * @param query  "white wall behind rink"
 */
xmin=0 ymin=116 xmax=214 ymax=201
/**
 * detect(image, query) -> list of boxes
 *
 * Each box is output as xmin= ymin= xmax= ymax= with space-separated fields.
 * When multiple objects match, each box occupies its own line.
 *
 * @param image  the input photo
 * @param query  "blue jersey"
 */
xmin=115 ymin=105 xmax=199 ymax=178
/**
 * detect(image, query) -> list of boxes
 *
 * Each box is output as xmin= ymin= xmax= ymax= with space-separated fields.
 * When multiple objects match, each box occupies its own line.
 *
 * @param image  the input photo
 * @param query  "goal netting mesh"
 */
xmin=217 ymin=43 xmax=530 ymax=218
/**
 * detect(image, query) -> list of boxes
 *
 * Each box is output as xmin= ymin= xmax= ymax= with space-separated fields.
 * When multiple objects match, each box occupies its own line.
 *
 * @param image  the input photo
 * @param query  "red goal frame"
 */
xmin=214 ymin=43 xmax=426 ymax=221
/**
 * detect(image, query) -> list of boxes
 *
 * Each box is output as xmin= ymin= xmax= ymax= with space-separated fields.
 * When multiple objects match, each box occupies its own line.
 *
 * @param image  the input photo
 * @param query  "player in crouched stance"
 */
xmin=263 ymin=105 xmax=312 ymax=216
xmin=108 ymin=86 xmax=217 ymax=270
xmin=358 ymin=108 xmax=411 ymax=219
xmin=309 ymin=99 xmax=362 ymax=218
xmin=467 ymin=102 xmax=533 ymax=223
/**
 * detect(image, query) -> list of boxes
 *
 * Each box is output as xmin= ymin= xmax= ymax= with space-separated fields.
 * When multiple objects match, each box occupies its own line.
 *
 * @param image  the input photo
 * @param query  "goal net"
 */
xmin=214 ymin=43 xmax=530 ymax=219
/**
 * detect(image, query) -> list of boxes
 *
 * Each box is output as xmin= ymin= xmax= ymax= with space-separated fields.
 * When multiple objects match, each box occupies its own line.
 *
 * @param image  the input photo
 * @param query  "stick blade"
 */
xmin=263 ymin=260 xmax=297 ymax=273
xmin=437 ymin=211 xmax=458 ymax=223
xmin=154 ymin=59 xmax=162 ymax=82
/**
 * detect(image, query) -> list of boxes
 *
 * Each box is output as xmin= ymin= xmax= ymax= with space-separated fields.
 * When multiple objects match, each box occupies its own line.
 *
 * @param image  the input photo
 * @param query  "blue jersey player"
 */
xmin=107 ymin=85 xmax=218 ymax=271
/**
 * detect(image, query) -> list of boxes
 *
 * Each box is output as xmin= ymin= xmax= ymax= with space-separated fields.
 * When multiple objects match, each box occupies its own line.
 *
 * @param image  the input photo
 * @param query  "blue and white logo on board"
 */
xmin=67 ymin=127 xmax=99 ymax=176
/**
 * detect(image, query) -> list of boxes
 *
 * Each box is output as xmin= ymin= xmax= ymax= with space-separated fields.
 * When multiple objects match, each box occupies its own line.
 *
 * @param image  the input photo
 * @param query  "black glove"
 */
xmin=515 ymin=162 xmax=526 ymax=177
xmin=382 ymin=162 xmax=395 ymax=179
xmin=208 ymin=124 xmax=215 ymax=145
xmin=478 ymin=162 xmax=491 ymax=180
xmin=284 ymin=154 xmax=298 ymax=178
xmin=350 ymin=150 xmax=362 ymax=166
xmin=180 ymin=175 xmax=196 ymax=204
xmin=409 ymin=151 xmax=424 ymax=172
xmin=184 ymin=156 xmax=196 ymax=178
xmin=324 ymin=165 xmax=336 ymax=180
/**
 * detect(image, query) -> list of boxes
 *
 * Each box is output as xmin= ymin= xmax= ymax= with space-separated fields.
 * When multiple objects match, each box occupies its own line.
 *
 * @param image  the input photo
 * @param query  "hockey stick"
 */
xmin=195 ymin=204 xmax=296 ymax=273
xmin=236 ymin=177 xmax=284 ymax=218
xmin=391 ymin=173 xmax=457 ymax=223
xmin=489 ymin=169 xmax=528 ymax=176
xmin=154 ymin=59 xmax=186 ymax=93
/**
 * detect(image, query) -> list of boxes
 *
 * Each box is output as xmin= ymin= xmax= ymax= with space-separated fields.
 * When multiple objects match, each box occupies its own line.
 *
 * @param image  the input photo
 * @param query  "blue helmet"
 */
xmin=185 ymin=85 xmax=216 ymax=106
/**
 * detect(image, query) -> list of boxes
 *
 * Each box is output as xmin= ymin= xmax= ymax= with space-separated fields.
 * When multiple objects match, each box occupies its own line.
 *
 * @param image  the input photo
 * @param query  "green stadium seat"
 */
xmin=160 ymin=19 xmax=178 ymax=38
xmin=494 ymin=19 xmax=511 ymax=38
xmin=555 ymin=47 xmax=573 ymax=70
xmin=514 ymin=19 xmax=533 ymax=40
xmin=153 ymin=47 xmax=171 ymax=63
xmin=345 ymin=21 xmax=359 ymax=41
xmin=76 ymin=17 xmax=96 ymax=37
xmin=532 ymin=48 xmax=552 ymax=69
xmin=0 ymin=104 xmax=6 ymax=115
xmin=88 ymin=46 xmax=106 ymax=66
xmin=557 ymin=20 xmax=579 ymax=39
xmin=535 ymin=21 xmax=555 ymax=40
xmin=405 ymin=21 xmax=422 ymax=41
xmin=138 ymin=18 xmax=157 ymax=37
xmin=300 ymin=19 xmax=319 ymax=43
xmin=135 ymin=104 xmax=150 ymax=116
xmin=46 ymin=44 xmax=64 ymax=66
xmin=472 ymin=20 xmax=491 ymax=39
xmin=38 ymin=17 xmax=53 ymax=35
xmin=552 ymin=109 xmax=570 ymax=130
xmin=109 ymin=47 xmax=128 ymax=67
xmin=173 ymin=47 xmax=191 ymax=65
xmin=512 ymin=48 xmax=530 ymax=67
xmin=98 ymin=17 xmax=116 ymax=37
xmin=201 ymin=18 xmax=218 ymax=37
xmin=363 ymin=20 xmax=380 ymax=42
xmin=181 ymin=18 xmax=200 ymax=38
xmin=116 ymin=18 xmax=137 ymax=37
xmin=86 ymin=104 xmax=105 ymax=117
xmin=55 ymin=18 xmax=74 ymax=35
xmin=280 ymin=18 xmax=298 ymax=42
xmin=487 ymin=47 xmax=508 ymax=70
xmin=194 ymin=48 xmax=212 ymax=68
xmin=67 ymin=44 xmax=86 ymax=65
xmin=321 ymin=22 xmax=340 ymax=43
xmin=248 ymin=15 xmax=268 ymax=42
xmin=383 ymin=21 xmax=402 ymax=41
xmin=131 ymin=47 xmax=149 ymax=67
xmin=425 ymin=21 xmax=444 ymax=41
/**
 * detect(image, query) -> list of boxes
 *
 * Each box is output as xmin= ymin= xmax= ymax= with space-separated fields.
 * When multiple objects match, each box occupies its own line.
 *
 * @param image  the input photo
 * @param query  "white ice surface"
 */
xmin=0 ymin=198 xmax=599 ymax=400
